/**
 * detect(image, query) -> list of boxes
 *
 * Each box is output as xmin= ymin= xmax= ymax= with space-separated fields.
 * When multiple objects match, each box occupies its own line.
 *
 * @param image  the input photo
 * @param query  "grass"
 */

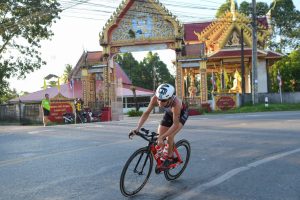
xmin=210 ymin=103 xmax=300 ymax=114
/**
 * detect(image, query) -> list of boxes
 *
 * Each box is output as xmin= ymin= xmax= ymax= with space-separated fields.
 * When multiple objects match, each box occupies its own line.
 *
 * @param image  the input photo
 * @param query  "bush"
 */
xmin=127 ymin=110 xmax=143 ymax=117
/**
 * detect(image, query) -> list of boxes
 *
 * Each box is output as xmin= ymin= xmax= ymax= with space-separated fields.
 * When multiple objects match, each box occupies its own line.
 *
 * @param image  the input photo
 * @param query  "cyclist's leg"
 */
xmin=157 ymin=112 xmax=173 ymax=147
xmin=159 ymin=112 xmax=184 ymax=156
xmin=157 ymin=124 xmax=169 ymax=148
xmin=167 ymin=109 xmax=188 ymax=156
xmin=166 ymin=124 xmax=183 ymax=157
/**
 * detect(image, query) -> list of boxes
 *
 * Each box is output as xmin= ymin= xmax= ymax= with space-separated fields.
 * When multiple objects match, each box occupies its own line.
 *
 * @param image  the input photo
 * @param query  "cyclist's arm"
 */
xmin=135 ymin=96 xmax=156 ymax=131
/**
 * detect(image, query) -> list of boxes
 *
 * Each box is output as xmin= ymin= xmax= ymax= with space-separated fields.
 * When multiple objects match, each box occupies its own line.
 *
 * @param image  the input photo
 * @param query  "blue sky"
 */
xmin=9 ymin=0 xmax=300 ymax=93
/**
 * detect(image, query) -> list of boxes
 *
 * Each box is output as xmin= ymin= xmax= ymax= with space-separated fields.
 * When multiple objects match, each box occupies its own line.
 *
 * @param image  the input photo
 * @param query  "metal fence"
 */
xmin=0 ymin=101 xmax=109 ymax=124
xmin=0 ymin=103 xmax=42 ymax=124
xmin=1 ymin=92 xmax=299 ymax=124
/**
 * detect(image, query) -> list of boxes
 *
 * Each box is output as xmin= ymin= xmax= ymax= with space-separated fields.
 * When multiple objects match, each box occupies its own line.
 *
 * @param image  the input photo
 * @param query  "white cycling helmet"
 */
xmin=155 ymin=84 xmax=175 ymax=100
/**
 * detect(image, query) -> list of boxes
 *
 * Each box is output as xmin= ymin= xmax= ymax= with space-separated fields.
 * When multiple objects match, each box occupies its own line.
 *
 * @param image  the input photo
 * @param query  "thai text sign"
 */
xmin=49 ymin=102 xmax=73 ymax=123
xmin=215 ymin=95 xmax=237 ymax=111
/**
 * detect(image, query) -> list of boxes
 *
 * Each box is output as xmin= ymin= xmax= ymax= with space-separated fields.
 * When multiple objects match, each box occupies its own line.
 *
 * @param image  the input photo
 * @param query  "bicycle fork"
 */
xmin=134 ymin=151 xmax=151 ymax=175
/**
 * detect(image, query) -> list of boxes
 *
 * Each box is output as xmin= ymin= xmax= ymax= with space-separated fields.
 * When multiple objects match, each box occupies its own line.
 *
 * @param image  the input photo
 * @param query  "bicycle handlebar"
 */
xmin=129 ymin=128 xmax=158 ymax=143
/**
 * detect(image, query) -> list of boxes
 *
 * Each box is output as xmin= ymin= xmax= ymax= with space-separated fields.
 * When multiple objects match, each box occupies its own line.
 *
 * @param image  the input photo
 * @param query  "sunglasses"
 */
xmin=158 ymin=99 xmax=168 ymax=102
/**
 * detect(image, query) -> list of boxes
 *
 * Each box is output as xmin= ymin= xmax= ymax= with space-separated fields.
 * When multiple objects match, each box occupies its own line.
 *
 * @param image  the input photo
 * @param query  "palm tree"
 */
xmin=62 ymin=64 xmax=73 ymax=83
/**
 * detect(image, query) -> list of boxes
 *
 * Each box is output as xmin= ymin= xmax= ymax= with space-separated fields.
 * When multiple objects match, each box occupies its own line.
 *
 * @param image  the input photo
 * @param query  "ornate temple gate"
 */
xmin=97 ymin=0 xmax=184 ymax=118
xmin=81 ymin=0 xmax=276 ymax=116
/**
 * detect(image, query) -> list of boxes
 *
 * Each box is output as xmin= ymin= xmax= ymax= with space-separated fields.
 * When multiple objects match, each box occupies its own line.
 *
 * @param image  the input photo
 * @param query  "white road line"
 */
xmin=0 ymin=140 xmax=130 ymax=168
xmin=27 ymin=130 xmax=52 ymax=134
xmin=173 ymin=147 xmax=300 ymax=200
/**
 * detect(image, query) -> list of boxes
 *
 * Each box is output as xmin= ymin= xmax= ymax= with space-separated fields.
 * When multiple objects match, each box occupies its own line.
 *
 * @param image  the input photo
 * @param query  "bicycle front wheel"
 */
xmin=120 ymin=147 xmax=153 ymax=197
xmin=164 ymin=139 xmax=191 ymax=181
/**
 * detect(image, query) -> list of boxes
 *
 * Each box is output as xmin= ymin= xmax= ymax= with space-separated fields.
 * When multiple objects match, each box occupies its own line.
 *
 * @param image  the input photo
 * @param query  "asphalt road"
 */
xmin=0 ymin=111 xmax=300 ymax=200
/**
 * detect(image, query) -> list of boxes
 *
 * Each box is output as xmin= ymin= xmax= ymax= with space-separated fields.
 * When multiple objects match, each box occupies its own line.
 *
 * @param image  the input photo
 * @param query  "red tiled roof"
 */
xmin=265 ymin=51 xmax=283 ymax=58
xmin=122 ymin=84 xmax=154 ymax=97
xmin=10 ymin=81 xmax=152 ymax=103
xmin=115 ymin=63 xmax=132 ymax=85
xmin=209 ymin=49 xmax=266 ymax=59
xmin=184 ymin=22 xmax=211 ymax=41
xmin=84 ymin=51 xmax=132 ymax=85
xmin=86 ymin=51 xmax=103 ymax=65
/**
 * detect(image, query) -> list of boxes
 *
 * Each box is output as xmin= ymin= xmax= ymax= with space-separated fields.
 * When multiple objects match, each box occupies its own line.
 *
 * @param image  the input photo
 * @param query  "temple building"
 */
xmin=180 ymin=2 xmax=282 ymax=109
xmin=92 ymin=0 xmax=282 ymax=113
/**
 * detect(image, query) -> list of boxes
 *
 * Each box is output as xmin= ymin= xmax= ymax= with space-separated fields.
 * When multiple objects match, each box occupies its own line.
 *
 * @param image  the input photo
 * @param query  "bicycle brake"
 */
xmin=128 ymin=131 xmax=136 ymax=139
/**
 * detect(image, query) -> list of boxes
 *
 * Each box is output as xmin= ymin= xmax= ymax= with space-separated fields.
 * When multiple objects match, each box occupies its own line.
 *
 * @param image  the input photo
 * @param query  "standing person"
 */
xmin=75 ymin=98 xmax=84 ymax=123
xmin=41 ymin=93 xmax=51 ymax=127
xmin=130 ymin=83 xmax=189 ymax=170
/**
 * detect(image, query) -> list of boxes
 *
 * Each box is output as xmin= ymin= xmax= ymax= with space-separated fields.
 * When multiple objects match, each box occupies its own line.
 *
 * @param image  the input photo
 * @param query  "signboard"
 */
xmin=215 ymin=95 xmax=237 ymax=111
xmin=48 ymin=102 xmax=73 ymax=123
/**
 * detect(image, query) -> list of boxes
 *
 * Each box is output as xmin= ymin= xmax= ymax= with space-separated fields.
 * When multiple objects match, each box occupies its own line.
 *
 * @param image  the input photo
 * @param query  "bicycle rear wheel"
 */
xmin=164 ymin=139 xmax=191 ymax=181
xmin=120 ymin=147 xmax=153 ymax=197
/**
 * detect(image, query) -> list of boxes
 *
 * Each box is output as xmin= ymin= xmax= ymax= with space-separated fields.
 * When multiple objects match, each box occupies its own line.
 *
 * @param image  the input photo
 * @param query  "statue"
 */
xmin=187 ymin=70 xmax=197 ymax=99
xmin=188 ymin=84 xmax=197 ymax=98
xmin=229 ymin=70 xmax=242 ymax=93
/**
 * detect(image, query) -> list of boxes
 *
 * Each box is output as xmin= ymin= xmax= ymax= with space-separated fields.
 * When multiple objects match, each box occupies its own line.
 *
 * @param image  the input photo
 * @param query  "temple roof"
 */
xmin=184 ymin=13 xmax=270 ymax=53
xmin=181 ymin=46 xmax=282 ymax=62
xmin=70 ymin=51 xmax=132 ymax=85
xmin=184 ymin=22 xmax=211 ymax=42
xmin=208 ymin=49 xmax=267 ymax=59
xmin=100 ymin=0 xmax=182 ymax=47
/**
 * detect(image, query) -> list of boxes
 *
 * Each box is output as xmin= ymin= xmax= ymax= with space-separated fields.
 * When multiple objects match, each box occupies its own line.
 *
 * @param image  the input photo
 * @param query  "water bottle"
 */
xmin=154 ymin=145 xmax=163 ymax=160
xmin=161 ymin=143 xmax=169 ymax=161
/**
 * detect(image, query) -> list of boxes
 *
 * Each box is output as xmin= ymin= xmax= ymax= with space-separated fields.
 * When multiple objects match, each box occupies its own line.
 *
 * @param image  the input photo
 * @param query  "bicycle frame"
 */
xmin=131 ymin=128 xmax=184 ymax=171
xmin=149 ymin=140 xmax=183 ymax=170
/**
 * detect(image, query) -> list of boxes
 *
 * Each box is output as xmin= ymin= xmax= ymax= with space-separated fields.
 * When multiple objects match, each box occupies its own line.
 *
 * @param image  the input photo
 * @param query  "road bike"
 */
xmin=120 ymin=128 xmax=191 ymax=197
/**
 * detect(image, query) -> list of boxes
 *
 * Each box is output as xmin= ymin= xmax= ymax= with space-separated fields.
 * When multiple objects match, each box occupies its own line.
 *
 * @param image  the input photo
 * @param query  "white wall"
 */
xmin=257 ymin=59 xmax=268 ymax=93
xmin=123 ymin=106 xmax=160 ymax=114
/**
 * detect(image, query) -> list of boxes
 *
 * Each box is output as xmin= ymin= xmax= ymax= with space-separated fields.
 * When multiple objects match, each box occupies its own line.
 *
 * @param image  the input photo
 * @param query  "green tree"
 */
xmin=270 ymin=49 xmax=300 ymax=92
xmin=256 ymin=2 xmax=269 ymax=16
xmin=115 ymin=52 xmax=175 ymax=90
xmin=221 ymin=0 xmax=268 ymax=17
xmin=269 ymin=0 xmax=300 ymax=52
xmin=49 ymin=80 xmax=58 ymax=87
xmin=115 ymin=52 xmax=140 ymax=85
xmin=140 ymin=52 xmax=175 ymax=91
xmin=239 ymin=1 xmax=251 ymax=16
xmin=115 ymin=53 xmax=143 ymax=111
xmin=215 ymin=0 xmax=232 ymax=18
xmin=0 ymin=87 xmax=18 ymax=104
xmin=62 ymin=64 xmax=73 ymax=83
xmin=0 ymin=0 xmax=61 ymax=101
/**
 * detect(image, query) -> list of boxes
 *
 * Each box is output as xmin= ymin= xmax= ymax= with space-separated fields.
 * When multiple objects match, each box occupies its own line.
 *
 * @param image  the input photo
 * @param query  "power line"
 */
xmin=57 ymin=0 xmax=221 ymax=24
xmin=59 ymin=0 xmax=220 ymax=20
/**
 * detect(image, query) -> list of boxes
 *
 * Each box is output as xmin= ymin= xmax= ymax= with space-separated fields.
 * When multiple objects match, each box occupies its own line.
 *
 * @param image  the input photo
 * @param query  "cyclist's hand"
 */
xmin=157 ymin=136 xmax=164 ymax=146
xmin=129 ymin=130 xmax=137 ymax=139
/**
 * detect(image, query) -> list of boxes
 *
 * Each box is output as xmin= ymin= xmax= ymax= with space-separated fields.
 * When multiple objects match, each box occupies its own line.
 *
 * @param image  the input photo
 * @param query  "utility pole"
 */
xmin=251 ymin=0 xmax=258 ymax=104
xmin=241 ymin=28 xmax=245 ymax=106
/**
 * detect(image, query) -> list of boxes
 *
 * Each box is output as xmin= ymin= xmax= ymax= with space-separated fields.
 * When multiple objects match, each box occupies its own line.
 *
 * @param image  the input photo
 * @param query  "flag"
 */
xmin=69 ymin=79 xmax=74 ymax=89
xmin=211 ymin=72 xmax=216 ymax=91
xmin=277 ymin=70 xmax=282 ymax=86
xmin=57 ymin=78 xmax=60 ymax=92
xmin=224 ymin=68 xmax=229 ymax=88
xmin=43 ymin=79 xmax=47 ymax=90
